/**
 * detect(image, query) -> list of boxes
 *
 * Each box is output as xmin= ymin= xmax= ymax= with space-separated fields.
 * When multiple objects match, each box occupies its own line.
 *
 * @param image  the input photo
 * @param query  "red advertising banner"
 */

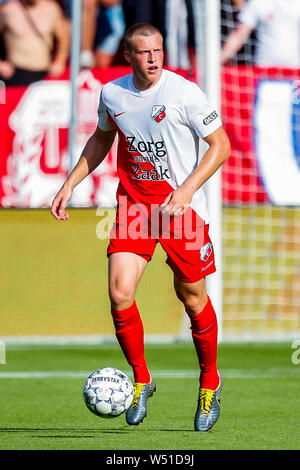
xmin=221 ymin=65 xmax=300 ymax=205
xmin=0 ymin=67 xmax=192 ymax=208
xmin=1 ymin=66 xmax=300 ymax=207
xmin=0 ymin=68 xmax=131 ymax=208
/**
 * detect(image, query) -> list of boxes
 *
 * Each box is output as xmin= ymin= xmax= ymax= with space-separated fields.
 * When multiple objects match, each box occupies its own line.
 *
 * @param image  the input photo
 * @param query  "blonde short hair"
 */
xmin=124 ymin=23 xmax=163 ymax=52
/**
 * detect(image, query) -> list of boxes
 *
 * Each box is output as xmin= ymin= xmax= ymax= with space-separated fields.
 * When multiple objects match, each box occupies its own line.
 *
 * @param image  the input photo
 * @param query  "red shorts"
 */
xmin=107 ymin=200 xmax=216 ymax=283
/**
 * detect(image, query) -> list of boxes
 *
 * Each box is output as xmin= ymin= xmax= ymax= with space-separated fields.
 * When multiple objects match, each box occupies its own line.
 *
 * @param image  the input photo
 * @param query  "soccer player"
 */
xmin=51 ymin=23 xmax=231 ymax=431
xmin=0 ymin=0 xmax=70 ymax=86
xmin=221 ymin=0 xmax=300 ymax=67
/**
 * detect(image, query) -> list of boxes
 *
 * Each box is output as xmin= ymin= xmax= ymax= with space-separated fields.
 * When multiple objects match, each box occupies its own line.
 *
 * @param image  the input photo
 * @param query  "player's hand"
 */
xmin=51 ymin=184 xmax=72 ymax=220
xmin=48 ymin=61 xmax=65 ymax=78
xmin=0 ymin=61 xmax=15 ymax=79
xmin=160 ymin=186 xmax=193 ymax=217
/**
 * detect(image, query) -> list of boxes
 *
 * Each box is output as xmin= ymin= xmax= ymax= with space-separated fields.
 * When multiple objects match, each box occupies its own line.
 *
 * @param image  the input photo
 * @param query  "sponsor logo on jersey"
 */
xmin=126 ymin=136 xmax=166 ymax=157
xmin=201 ymin=260 xmax=214 ymax=273
xmin=152 ymin=105 xmax=166 ymax=123
xmin=126 ymin=136 xmax=169 ymax=180
xmin=200 ymin=242 xmax=213 ymax=261
xmin=114 ymin=111 xmax=125 ymax=117
xmin=203 ymin=111 xmax=218 ymax=126
xmin=132 ymin=164 xmax=170 ymax=181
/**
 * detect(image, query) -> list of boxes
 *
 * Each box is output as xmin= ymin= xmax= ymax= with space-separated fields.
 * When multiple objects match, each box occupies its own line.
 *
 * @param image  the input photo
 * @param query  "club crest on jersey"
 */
xmin=200 ymin=243 xmax=213 ymax=261
xmin=152 ymin=105 xmax=166 ymax=123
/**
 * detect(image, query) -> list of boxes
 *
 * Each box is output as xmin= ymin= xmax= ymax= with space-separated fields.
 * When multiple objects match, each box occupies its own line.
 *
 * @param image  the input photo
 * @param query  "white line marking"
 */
xmin=1 ymin=335 xmax=297 ymax=346
xmin=0 ymin=335 xmax=176 ymax=345
xmin=0 ymin=368 xmax=299 ymax=379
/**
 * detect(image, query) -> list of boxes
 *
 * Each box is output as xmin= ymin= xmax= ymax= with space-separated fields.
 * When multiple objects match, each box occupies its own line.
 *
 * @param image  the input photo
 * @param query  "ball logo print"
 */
xmin=152 ymin=105 xmax=166 ymax=123
xmin=83 ymin=367 xmax=134 ymax=418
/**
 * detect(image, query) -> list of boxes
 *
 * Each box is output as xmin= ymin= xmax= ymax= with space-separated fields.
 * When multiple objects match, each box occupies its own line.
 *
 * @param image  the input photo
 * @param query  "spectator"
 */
xmin=55 ymin=0 xmax=71 ymax=18
xmin=221 ymin=0 xmax=300 ymax=67
xmin=122 ymin=0 xmax=165 ymax=34
xmin=221 ymin=0 xmax=255 ymax=65
xmin=121 ymin=0 xmax=166 ymax=65
xmin=231 ymin=0 xmax=244 ymax=7
xmin=122 ymin=0 xmax=195 ymax=72
xmin=94 ymin=0 xmax=125 ymax=68
xmin=80 ymin=0 xmax=125 ymax=69
xmin=165 ymin=0 xmax=195 ymax=71
xmin=0 ymin=0 xmax=70 ymax=86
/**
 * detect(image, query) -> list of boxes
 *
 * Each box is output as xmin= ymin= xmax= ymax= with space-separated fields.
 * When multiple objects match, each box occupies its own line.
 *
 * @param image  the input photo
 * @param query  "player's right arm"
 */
xmin=51 ymin=127 xmax=116 ymax=220
xmin=221 ymin=22 xmax=253 ymax=64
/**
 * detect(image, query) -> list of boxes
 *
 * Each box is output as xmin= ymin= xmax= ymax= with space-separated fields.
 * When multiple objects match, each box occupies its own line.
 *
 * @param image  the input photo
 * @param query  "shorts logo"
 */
xmin=152 ymin=105 xmax=166 ymax=123
xmin=200 ymin=242 xmax=213 ymax=261
xmin=203 ymin=111 xmax=218 ymax=125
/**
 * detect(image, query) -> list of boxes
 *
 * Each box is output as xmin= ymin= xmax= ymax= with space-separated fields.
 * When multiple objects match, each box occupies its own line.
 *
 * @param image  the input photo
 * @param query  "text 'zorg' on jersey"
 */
xmin=97 ymin=69 xmax=222 ymax=225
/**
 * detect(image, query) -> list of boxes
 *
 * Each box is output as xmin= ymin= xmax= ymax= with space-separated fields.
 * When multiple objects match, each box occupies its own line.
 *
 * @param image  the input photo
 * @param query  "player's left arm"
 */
xmin=161 ymin=126 xmax=230 ymax=216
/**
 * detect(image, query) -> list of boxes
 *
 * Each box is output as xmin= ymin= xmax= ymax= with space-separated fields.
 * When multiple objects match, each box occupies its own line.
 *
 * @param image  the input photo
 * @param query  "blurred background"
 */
xmin=0 ymin=0 xmax=300 ymax=345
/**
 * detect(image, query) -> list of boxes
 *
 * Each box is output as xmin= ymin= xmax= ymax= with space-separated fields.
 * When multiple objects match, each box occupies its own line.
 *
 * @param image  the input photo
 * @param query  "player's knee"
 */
xmin=175 ymin=289 xmax=208 ymax=315
xmin=184 ymin=296 xmax=207 ymax=315
xmin=109 ymin=285 xmax=135 ymax=311
xmin=174 ymin=278 xmax=208 ymax=315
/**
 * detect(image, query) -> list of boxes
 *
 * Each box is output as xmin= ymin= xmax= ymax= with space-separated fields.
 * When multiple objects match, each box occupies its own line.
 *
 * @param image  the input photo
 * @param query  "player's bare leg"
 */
xmin=174 ymin=276 xmax=208 ymax=315
xmin=174 ymin=276 xmax=222 ymax=431
xmin=109 ymin=252 xmax=156 ymax=425
xmin=109 ymin=252 xmax=147 ymax=311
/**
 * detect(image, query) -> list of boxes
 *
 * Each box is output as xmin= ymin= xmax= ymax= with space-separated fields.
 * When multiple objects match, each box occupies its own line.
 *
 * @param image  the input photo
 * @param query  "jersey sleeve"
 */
xmin=184 ymin=82 xmax=222 ymax=138
xmin=237 ymin=0 xmax=259 ymax=29
xmin=97 ymin=89 xmax=115 ymax=132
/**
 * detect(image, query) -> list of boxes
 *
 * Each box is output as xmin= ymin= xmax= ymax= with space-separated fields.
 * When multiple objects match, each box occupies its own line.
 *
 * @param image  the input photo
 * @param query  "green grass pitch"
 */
xmin=0 ymin=342 xmax=299 ymax=450
xmin=1 ymin=209 xmax=299 ymax=451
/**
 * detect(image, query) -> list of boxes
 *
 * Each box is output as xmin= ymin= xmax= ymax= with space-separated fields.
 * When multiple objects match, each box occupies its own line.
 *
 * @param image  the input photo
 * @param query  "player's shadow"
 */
xmin=0 ymin=427 xmax=130 ymax=436
xmin=0 ymin=426 xmax=194 ymax=434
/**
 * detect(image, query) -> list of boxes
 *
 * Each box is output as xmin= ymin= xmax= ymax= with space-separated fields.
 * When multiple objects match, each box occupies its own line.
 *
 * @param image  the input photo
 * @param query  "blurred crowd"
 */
xmin=0 ymin=0 xmax=299 ymax=87
xmin=221 ymin=0 xmax=300 ymax=68
xmin=0 ymin=0 xmax=197 ymax=86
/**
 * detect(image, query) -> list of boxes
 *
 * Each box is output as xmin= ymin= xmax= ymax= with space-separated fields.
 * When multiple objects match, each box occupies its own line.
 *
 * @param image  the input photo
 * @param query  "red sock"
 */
xmin=111 ymin=301 xmax=151 ymax=384
xmin=188 ymin=296 xmax=219 ymax=390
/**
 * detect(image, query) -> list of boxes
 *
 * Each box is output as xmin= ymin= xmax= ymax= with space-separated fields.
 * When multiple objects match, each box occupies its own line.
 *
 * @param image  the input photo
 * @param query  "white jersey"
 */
xmin=97 ymin=69 xmax=222 ymax=223
xmin=238 ymin=0 xmax=300 ymax=67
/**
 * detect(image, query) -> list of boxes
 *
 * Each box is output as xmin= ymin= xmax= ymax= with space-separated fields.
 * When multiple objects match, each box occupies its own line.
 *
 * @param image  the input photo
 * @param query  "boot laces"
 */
xmin=131 ymin=383 xmax=146 ymax=408
xmin=199 ymin=388 xmax=214 ymax=416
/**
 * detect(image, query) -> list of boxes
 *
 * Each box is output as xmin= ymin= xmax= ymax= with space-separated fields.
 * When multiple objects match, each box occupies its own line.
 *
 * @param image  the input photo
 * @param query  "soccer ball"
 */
xmin=83 ymin=367 xmax=134 ymax=418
